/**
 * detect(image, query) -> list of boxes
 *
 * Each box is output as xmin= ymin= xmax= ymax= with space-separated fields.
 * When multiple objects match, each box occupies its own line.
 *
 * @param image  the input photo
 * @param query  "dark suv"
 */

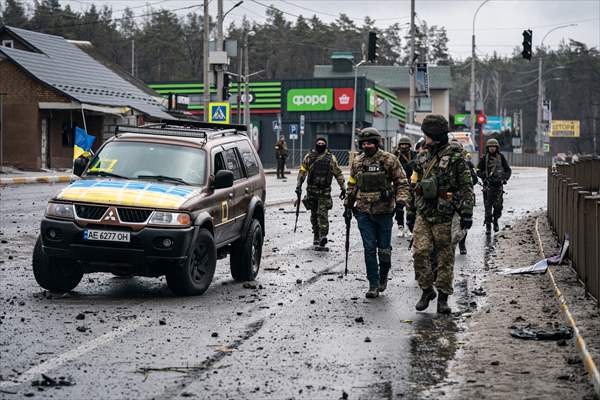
xmin=33 ymin=122 xmax=266 ymax=295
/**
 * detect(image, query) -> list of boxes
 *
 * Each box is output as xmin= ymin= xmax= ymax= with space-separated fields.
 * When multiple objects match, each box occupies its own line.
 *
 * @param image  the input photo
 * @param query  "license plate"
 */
xmin=84 ymin=229 xmax=130 ymax=242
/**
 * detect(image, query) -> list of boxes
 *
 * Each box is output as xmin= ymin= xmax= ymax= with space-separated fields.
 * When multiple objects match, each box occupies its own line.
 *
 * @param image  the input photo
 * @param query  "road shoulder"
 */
xmin=430 ymin=213 xmax=598 ymax=399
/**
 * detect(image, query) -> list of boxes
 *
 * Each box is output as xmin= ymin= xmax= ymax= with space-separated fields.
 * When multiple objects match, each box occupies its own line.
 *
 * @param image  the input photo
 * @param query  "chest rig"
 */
xmin=307 ymin=152 xmax=333 ymax=189
xmin=355 ymin=156 xmax=392 ymax=202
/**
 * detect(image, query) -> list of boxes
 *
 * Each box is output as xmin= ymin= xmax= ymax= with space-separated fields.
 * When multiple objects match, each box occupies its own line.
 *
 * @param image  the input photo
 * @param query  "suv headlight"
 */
xmin=148 ymin=211 xmax=191 ymax=227
xmin=46 ymin=202 xmax=75 ymax=219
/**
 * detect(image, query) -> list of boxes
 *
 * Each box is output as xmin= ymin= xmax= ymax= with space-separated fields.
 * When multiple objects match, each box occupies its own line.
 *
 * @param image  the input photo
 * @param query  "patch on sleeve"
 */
xmin=439 ymin=155 xmax=451 ymax=169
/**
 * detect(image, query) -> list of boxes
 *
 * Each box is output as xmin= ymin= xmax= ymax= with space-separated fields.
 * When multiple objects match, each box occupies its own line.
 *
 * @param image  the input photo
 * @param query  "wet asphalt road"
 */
xmin=0 ymin=168 xmax=547 ymax=399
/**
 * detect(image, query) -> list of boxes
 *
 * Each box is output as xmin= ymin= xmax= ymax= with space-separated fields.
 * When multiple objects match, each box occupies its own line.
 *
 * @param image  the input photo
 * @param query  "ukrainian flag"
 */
xmin=73 ymin=127 xmax=96 ymax=160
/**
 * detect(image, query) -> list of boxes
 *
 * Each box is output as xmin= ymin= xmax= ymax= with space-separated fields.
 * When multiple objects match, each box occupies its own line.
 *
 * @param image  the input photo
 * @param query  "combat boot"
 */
xmin=485 ymin=222 xmax=492 ymax=234
xmin=493 ymin=219 xmax=500 ymax=232
xmin=397 ymin=225 xmax=405 ymax=238
xmin=365 ymin=286 xmax=379 ymax=298
xmin=415 ymin=287 xmax=437 ymax=311
xmin=458 ymin=241 xmax=467 ymax=255
xmin=437 ymin=292 xmax=452 ymax=314
xmin=319 ymin=236 xmax=328 ymax=247
xmin=378 ymin=269 xmax=389 ymax=292
xmin=313 ymin=233 xmax=319 ymax=246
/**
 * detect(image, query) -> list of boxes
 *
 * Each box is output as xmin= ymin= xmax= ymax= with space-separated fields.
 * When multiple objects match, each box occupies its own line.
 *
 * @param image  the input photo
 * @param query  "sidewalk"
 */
xmin=429 ymin=213 xmax=600 ymax=399
xmin=0 ymin=167 xmax=74 ymax=186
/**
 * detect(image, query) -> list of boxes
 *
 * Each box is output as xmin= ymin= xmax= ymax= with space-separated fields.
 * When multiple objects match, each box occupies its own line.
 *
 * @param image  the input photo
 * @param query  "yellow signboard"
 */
xmin=208 ymin=102 xmax=230 ymax=124
xmin=550 ymin=120 xmax=580 ymax=138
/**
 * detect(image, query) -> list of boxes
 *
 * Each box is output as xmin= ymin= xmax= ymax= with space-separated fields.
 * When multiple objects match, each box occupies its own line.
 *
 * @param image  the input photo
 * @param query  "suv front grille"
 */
xmin=118 ymin=208 xmax=152 ymax=223
xmin=75 ymin=204 xmax=108 ymax=220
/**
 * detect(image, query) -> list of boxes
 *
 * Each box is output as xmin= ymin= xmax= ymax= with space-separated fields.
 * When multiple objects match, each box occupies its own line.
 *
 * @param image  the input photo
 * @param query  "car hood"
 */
xmin=56 ymin=179 xmax=202 ymax=209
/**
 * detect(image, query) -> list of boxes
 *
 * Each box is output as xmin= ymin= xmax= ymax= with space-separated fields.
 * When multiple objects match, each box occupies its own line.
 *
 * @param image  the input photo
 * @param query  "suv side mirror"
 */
xmin=73 ymin=155 xmax=89 ymax=177
xmin=213 ymin=170 xmax=234 ymax=189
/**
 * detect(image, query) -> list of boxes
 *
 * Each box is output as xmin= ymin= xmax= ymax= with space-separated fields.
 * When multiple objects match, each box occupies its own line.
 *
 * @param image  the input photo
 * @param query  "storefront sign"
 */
xmin=334 ymin=88 xmax=354 ymax=111
xmin=366 ymin=88 xmax=376 ymax=113
xmin=287 ymin=88 xmax=333 ymax=111
xmin=550 ymin=120 xmax=580 ymax=137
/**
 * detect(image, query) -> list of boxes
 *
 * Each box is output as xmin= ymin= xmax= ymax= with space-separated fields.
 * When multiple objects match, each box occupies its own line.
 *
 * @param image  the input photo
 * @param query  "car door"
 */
xmin=211 ymin=148 xmax=236 ymax=245
xmin=221 ymin=146 xmax=247 ymax=238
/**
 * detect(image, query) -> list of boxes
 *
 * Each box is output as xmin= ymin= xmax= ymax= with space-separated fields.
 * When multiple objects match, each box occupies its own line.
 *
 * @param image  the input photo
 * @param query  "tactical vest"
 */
xmin=485 ymin=153 xmax=504 ymax=185
xmin=355 ymin=158 xmax=392 ymax=203
xmin=307 ymin=152 xmax=333 ymax=189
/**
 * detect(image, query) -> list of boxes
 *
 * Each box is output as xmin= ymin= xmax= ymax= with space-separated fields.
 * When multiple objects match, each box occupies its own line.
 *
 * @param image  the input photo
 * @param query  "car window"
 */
xmin=223 ymin=148 xmax=243 ymax=181
xmin=214 ymin=152 xmax=226 ymax=174
xmin=236 ymin=140 xmax=259 ymax=177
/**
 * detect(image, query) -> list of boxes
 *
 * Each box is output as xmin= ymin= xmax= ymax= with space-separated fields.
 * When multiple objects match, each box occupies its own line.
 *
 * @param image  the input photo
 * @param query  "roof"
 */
xmin=0 ymin=26 xmax=172 ymax=120
xmin=313 ymin=64 xmax=452 ymax=90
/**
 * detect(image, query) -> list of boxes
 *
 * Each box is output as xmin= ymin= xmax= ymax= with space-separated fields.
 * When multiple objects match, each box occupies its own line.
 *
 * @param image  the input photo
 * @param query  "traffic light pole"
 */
xmin=408 ymin=0 xmax=415 ymax=125
xmin=470 ymin=0 xmax=491 ymax=144
xmin=202 ymin=1 xmax=210 ymax=122
xmin=351 ymin=60 xmax=366 ymax=153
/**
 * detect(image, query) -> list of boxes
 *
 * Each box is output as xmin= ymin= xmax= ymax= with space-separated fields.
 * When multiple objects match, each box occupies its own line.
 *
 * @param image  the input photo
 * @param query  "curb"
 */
xmin=534 ymin=217 xmax=600 ymax=397
xmin=0 ymin=175 xmax=74 ymax=186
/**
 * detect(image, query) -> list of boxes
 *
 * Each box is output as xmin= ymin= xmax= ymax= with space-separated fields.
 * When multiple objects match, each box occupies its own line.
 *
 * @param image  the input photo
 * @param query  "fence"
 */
xmin=504 ymin=152 xmax=553 ymax=168
xmin=547 ymin=156 xmax=600 ymax=302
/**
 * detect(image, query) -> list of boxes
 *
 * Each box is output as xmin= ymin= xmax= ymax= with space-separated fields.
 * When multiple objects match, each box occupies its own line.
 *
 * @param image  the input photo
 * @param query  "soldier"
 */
xmin=451 ymin=139 xmax=478 ymax=255
xmin=275 ymin=135 xmax=288 ymax=179
xmin=393 ymin=137 xmax=417 ymax=237
xmin=477 ymin=138 xmax=512 ymax=233
xmin=406 ymin=115 xmax=474 ymax=314
xmin=296 ymin=137 xmax=346 ymax=248
xmin=345 ymin=128 xmax=410 ymax=298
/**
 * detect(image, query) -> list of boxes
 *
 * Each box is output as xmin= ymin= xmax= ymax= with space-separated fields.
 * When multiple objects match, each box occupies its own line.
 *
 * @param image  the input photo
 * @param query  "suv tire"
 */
xmin=166 ymin=228 xmax=216 ymax=296
xmin=32 ymin=236 xmax=83 ymax=293
xmin=230 ymin=219 xmax=263 ymax=281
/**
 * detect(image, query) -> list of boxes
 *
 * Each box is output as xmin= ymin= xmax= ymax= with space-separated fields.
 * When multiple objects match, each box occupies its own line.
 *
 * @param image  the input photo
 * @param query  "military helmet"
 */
xmin=486 ymin=138 xmax=500 ymax=148
xmin=357 ymin=127 xmax=381 ymax=143
xmin=421 ymin=115 xmax=449 ymax=141
xmin=398 ymin=136 xmax=412 ymax=146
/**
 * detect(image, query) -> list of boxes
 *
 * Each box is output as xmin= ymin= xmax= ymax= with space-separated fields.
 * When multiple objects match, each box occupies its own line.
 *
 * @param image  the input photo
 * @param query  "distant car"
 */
xmin=34 ymin=122 xmax=266 ymax=296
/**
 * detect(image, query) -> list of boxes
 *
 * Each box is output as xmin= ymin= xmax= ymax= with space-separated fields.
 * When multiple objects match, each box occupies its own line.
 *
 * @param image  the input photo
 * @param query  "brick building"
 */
xmin=0 ymin=26 xmax=173 ymax=170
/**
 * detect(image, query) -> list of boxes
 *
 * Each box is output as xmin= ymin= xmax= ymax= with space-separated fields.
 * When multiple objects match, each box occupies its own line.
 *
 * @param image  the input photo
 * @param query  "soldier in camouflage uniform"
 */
xmin=450 ymin=139 xmax=478 ymax=255
xmin=275 ymin=135 xmax=288 ymax=179
xmin=296 ymin=137 xmax=346 ymax=247
xmin=477 ymin=138 xmax=512 ymax=233
xmin=406 ymin=115 xmax=474 ymax=314
xmin=392 ymin=136 xmax=417 ymax=237
xmin=345 ymin=128 xmax=410 ymax=298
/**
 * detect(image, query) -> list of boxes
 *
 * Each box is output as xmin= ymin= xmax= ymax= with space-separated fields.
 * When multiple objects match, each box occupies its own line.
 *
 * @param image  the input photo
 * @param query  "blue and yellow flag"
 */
xmin=73 ymin=127 xmax=95 ymax=160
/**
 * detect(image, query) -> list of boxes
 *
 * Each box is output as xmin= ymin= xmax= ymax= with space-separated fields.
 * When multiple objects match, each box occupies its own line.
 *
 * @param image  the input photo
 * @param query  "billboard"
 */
xmin=550 ymin=120 xmax=580 ymax=137
xmin=287 ymin=88 xmax=333 ymax=111
xmin=366 ymin=88 xmax=376 ymax=113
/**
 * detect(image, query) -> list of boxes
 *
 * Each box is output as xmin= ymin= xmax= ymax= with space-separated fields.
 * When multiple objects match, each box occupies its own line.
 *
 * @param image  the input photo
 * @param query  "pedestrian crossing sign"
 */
xmin=208 ymin=102 xmax=230 ymax=124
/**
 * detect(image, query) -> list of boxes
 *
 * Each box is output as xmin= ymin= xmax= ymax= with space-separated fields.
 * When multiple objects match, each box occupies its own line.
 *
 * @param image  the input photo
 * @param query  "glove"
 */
xmin=406 ymin=214 xmax=415 ymax=232
xmin=295 ymin=186 xmax=302 ymax=197
xmin=460 ymin=215 xmax=473 ymax=230
xmin=395 ymin=203 xmax=404 ymax=225
xmin=339 ymin=188 xmax=347 ymax=200
xmin=343 ymin=207 xmax=352 ymax=222
xmin=502 ymin=180 xmax=508 ymax=185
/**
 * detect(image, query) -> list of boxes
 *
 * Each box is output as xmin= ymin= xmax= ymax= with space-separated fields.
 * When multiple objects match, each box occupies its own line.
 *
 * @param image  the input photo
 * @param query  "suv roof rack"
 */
xmin=116 ymin=125 xmax=208 ymax=139
xmin=160 ymin=119 xmax=247 ymax=132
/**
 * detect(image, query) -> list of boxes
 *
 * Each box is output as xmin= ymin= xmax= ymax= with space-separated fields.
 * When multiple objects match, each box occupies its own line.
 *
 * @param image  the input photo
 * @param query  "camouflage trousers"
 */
xmin=483 ymin=185 xmax=504 ymax=223
xmin=412 ymin=214 xmax=455 ymax=295
xmin=303 ymin=192 xmax=333 ymax=240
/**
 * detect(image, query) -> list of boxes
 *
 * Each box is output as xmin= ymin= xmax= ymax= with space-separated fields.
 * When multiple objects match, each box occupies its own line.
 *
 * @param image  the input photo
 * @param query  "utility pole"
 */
xmin=408 ymin=0 xmax=415 ymax=125
xmin=131 ymin=39 xmax=135 ymax=77
xmin=471 ymin=0 xmax=491 ymax=150
xmin=0 ymin=93 xmax=5 ymax=172
xmin=237 ymin=47 xmax=243 ymax=124
xmin=243 ymin=31 xmax=251 ymax=139
xmin=202 ymin=1 xmax=210 ymax=122
xmin=216 ymin=0 xmax=224 ymax=102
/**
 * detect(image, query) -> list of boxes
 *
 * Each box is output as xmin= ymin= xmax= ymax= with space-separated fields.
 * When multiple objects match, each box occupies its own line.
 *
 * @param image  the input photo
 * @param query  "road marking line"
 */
xmin=0 ymin=319 xmax=144 ymax=388
xmin=534 ymin=217 xmax=600 ymax=397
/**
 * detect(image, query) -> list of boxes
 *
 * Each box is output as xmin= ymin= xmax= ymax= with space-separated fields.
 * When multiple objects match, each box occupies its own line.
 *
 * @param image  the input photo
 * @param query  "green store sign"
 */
xmin=366 ymin=88 xmax=376 ymax=113
xmin=287 ymin=88 xmax=333 ymax=111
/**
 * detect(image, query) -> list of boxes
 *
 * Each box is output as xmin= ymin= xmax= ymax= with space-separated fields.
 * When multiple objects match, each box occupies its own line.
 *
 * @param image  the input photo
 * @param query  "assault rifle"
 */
xmin=343 ymin=207 xmax=352 ymax=276
xmin=293 ymin=188 xmax=301 ymax=233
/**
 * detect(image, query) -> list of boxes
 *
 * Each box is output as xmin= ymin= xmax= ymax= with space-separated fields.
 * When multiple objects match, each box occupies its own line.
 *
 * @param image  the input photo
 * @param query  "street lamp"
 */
xmin=223 ymin=1 xmax=243 ymax=19
xmin=350 ymin=59 xmax=366 ymax=153
xmin=536 ymin=23 xmax=577 ymax=154
xmin=470 ymin=0 xmax=492 ymax=150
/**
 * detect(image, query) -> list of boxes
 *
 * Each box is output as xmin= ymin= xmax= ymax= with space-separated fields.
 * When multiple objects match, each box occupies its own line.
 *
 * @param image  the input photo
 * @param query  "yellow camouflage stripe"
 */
xmin=348 ymin=176 xmax=357 ymax=185
xmin=58 ymin=187 xmax=191 ymax=209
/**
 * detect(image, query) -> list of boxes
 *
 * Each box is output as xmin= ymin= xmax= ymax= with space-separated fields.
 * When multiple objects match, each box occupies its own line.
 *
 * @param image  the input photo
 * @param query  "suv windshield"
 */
xmin=85 ymin=141 xmax=206 ymax=186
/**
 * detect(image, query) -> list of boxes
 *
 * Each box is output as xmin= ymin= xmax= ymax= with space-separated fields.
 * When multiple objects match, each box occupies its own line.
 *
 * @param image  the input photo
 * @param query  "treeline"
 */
xmin=451 ymin=41 xmax=600 ymax=153
xmin=0 ymin=0 xmax=451 ymax=82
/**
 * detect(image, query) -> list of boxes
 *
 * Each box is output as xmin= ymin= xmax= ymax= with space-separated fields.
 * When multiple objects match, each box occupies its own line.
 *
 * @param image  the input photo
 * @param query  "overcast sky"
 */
xmin=60 ymin=0 xmax=600 ymax=60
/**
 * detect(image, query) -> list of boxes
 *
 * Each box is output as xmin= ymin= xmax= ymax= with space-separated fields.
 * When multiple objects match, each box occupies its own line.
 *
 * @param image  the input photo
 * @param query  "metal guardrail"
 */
xmin=547 ymin=156 xmax=600 ymax=302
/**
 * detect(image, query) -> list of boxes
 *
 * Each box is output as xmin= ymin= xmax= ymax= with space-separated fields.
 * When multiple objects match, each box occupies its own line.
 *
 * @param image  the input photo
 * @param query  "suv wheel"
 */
xmin=166 ymin=228 xmax=216 ymax=296
xmin=230 ymin=219 xmax=263 ymax=281
xmin=32 ymin=236 xmax=83 ymax=293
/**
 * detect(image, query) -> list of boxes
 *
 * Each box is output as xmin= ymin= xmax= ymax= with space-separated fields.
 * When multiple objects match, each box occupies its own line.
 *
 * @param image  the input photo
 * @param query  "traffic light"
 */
xmin=522 ymin=29 xmax=532 ymax=60
xmin=223 ymin=73 xmax=231 ymax=100
xmin=367 ymin=31 xmax=379 ymax=63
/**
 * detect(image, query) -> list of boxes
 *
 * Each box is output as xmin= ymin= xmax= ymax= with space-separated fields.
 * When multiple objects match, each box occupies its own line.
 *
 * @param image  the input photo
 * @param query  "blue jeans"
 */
xmin=355 ymin=212 xmax=394 ymax=288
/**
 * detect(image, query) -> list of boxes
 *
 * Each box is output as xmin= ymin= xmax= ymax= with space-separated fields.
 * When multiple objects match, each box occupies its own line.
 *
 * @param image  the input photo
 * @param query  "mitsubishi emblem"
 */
xmin=104 ymin=209 xmax=117 ymax=222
